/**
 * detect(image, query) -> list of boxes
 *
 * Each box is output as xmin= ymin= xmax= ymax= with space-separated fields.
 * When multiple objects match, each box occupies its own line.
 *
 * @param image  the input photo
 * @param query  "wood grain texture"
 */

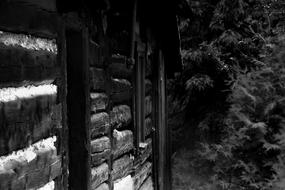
xmin=113 ymin=130 xmax=133 ymax=158
xmin=133 ymin=162 xmax=152 ymax=190
xmin=90 ymin=93 xmax=109 ymax=113
xmin=90 ymin=112 xmax=110 ymax=138
xmin=0 ymin=95 xmax=61 ymax=156
xmin=0 ymin=44 xmax=59 ymax=88
xmin=91 ymin=163 xmax=109 ymax=189
xmin=110 ymin=105 xmax=132 ymax=129
xmin=133 ymin=138 xmax=152 ymax=170
xmin=0 ymin=137 xmax=61 ymax=190
xmin=91 ymin=136 xmax=111 ymax=153
xmin=139 ymin=176 xmax=153 ymax=190
xmin=111 ymin=155 xmax=133 ymax=180
xmin=0 ymin=1 xmax=58 ymax=38
xmin=91 ymin=149 xmax=111 ymax=166
xmin=94 ymin=183 xmax=109 ymax=190
xmin=145 ymin=117 xmax=152 ymax=137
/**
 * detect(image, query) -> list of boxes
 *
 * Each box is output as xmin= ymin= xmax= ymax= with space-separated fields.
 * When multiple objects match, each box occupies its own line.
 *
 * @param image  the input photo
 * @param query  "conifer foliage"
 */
xmin=171 ymin=0 xmax=285 ymax=189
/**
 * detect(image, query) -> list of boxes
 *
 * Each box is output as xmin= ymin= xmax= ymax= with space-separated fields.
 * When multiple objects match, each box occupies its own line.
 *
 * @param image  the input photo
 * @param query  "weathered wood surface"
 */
xmin=91 ymin=136 xmax=111 ymax=153
xmin=91 ymin=112 xmax=110 ymax=138
xmin=145 ymin=79 xmax=152 ymax=95
xmin=109 ymin=55 xmax=133 ymax=79
xmin=91 ymin=137 xmax=111 ymax=166
xmin=111 ymin=155 xmax=133 ymax=180
xmin=90 ymin=68 xmax=107 ymax=92
xmin=139 ymin=176 xmax=153 ymax=190
xmin=0 ymin=137 xmax=61 ymax=190
xmin=8 ymin=0 xmax=57 ymax=11
xmin=0 ymin=42 xmax=58 ymax=88
xmin=0 ymin=93 xmax=61 ymax=156
xmin=145 ymin=117 xmax=152 ymax=137
xmin=91 ymin=163 xmax=109 ymax=189
xmin=133 ymin=138 xmax=152 ymax=170
xmin=0 ymin=1 xmax=58 ymax=38
xmin=94 ymin=183 xmax=109 ymax=190
xmin=89 ymin=40 xmax=103 ymax=67
xmin=91 ymin=149 xmax=111 ymax=166
xmin=113 ymin=130 xmax=133 ymax=158
xmin=90 ymin=93 xmax=109 ymax=113
xmin=110 ymin=105 xmax=132 ymax=129
xmin=134 ymin=162 xmax=152 ymax=190
xmin=111 ymin=79 xmax=132 ymax=104
xmin=37 ymin=181 xmax=55 ymax=190
xmin=114 ymin=175 xmax=134 ymax=190
xmin=145 ymin=96 xmax=152 ymax=117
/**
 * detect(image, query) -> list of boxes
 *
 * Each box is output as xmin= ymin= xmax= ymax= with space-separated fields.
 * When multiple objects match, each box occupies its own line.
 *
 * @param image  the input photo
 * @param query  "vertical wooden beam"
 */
xmin=135 ymin=42 xmax=142 ymax=149
xmin=151 ymin=49 xmax=159 ymax=190
xmin=66 ymin=28 xmax=91 ymax=190
xmin=140 ymin=52 xmax=146 ymax=141
xmin=55 ymin=19 xmax=68 ymax=190
xmin=157 ymin=50 xmax=171 ymax=190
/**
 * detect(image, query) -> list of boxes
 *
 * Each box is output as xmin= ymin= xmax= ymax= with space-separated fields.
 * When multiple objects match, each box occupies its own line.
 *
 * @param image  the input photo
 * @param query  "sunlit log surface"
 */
xmin=0 ymin=136 xmax=61 ymax=189
xmin=91 ymin=163 xmax=109 ymax=189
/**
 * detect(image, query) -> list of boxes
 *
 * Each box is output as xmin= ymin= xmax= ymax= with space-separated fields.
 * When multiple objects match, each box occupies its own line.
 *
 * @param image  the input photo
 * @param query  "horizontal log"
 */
xmin=145 ymin=79 xmax=152 ymax=95
xmin=0 ymin=1 xmax=58 ymax=39
xmin=89 ymin=40 xmax=103 ymax=68
xmin=37 ymin=181 xmax=55 ymax=190
xmin=113 ymin=130 xmax=133 ymax=158
xmin=111 ymin=79 xmax=132 ymax=93
xmin=91 ymin=163 xmax=109 ymax=189
xmin=0 ymin=136 xmax=61 ymax=190
xmin=139 ymin=176 xmax=153 ymax=190
xmin=0 ymin=89 xmax=61 ymax=155
xmin=134 ymin=139 xmax=152 ymax=170
xmin=110 ymin=105 xmax=132 ymax=129
xmin=110 ymin=79 xmax=132 ymax=104
xmin=134 ymin=162 xmax=152 ymax=190
xmin=95 ymin=183 xmax=109 ymax=190
xmin=90 ymin=68 xmax=107 ymax=92
xmin=91 ymin=136 xmax=111 ymax=153
xmin=114 ymin=175 xmax=134 ymax=190
xmin=26 ymin=156 xmax=61 ymax=189
xmin=145 ymin=96 xmax=152 ymax=117
xmin=8 ymin=0 xmax=56 ymax=12
xmin=90 ymin=112 xmax=110 ymax=138
xmin=108 ymin=58 xmax=133 ymax=79
xmin=145 ymin=117 xmax=152 ymax=137
xmin=90 ymin=93 xmax=109 ymax=113
xmin=112 ymin=155 xmax=133 ymax=180
xmin=0 ymin=42 xmax=58 ymax=88
xmin=0 ymin=31 xmax=57 ymax=52
xmin=91 ymin=149 xmax=111 ymax=166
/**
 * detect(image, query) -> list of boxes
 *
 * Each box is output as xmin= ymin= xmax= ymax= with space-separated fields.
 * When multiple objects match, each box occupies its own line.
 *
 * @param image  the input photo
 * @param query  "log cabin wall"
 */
xmin=0 ymin=0 xmax=176 ymax=189
xmin=0 ymin=1 xmax=64 ymax=190
xmin=89 ymin=18 xmax=154 ymax=190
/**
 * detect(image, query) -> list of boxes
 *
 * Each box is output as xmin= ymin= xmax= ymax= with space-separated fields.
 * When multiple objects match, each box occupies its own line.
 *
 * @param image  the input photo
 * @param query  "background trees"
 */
xmin=171 ymin=0 xmax=285 ymax=189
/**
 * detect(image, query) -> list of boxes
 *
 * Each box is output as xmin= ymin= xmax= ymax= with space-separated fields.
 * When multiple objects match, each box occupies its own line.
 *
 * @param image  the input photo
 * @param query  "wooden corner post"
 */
xmin=155 ymin=49 xmax=171 ymax=190
xmin=66 ymin=27 xmax=91 ymax=190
